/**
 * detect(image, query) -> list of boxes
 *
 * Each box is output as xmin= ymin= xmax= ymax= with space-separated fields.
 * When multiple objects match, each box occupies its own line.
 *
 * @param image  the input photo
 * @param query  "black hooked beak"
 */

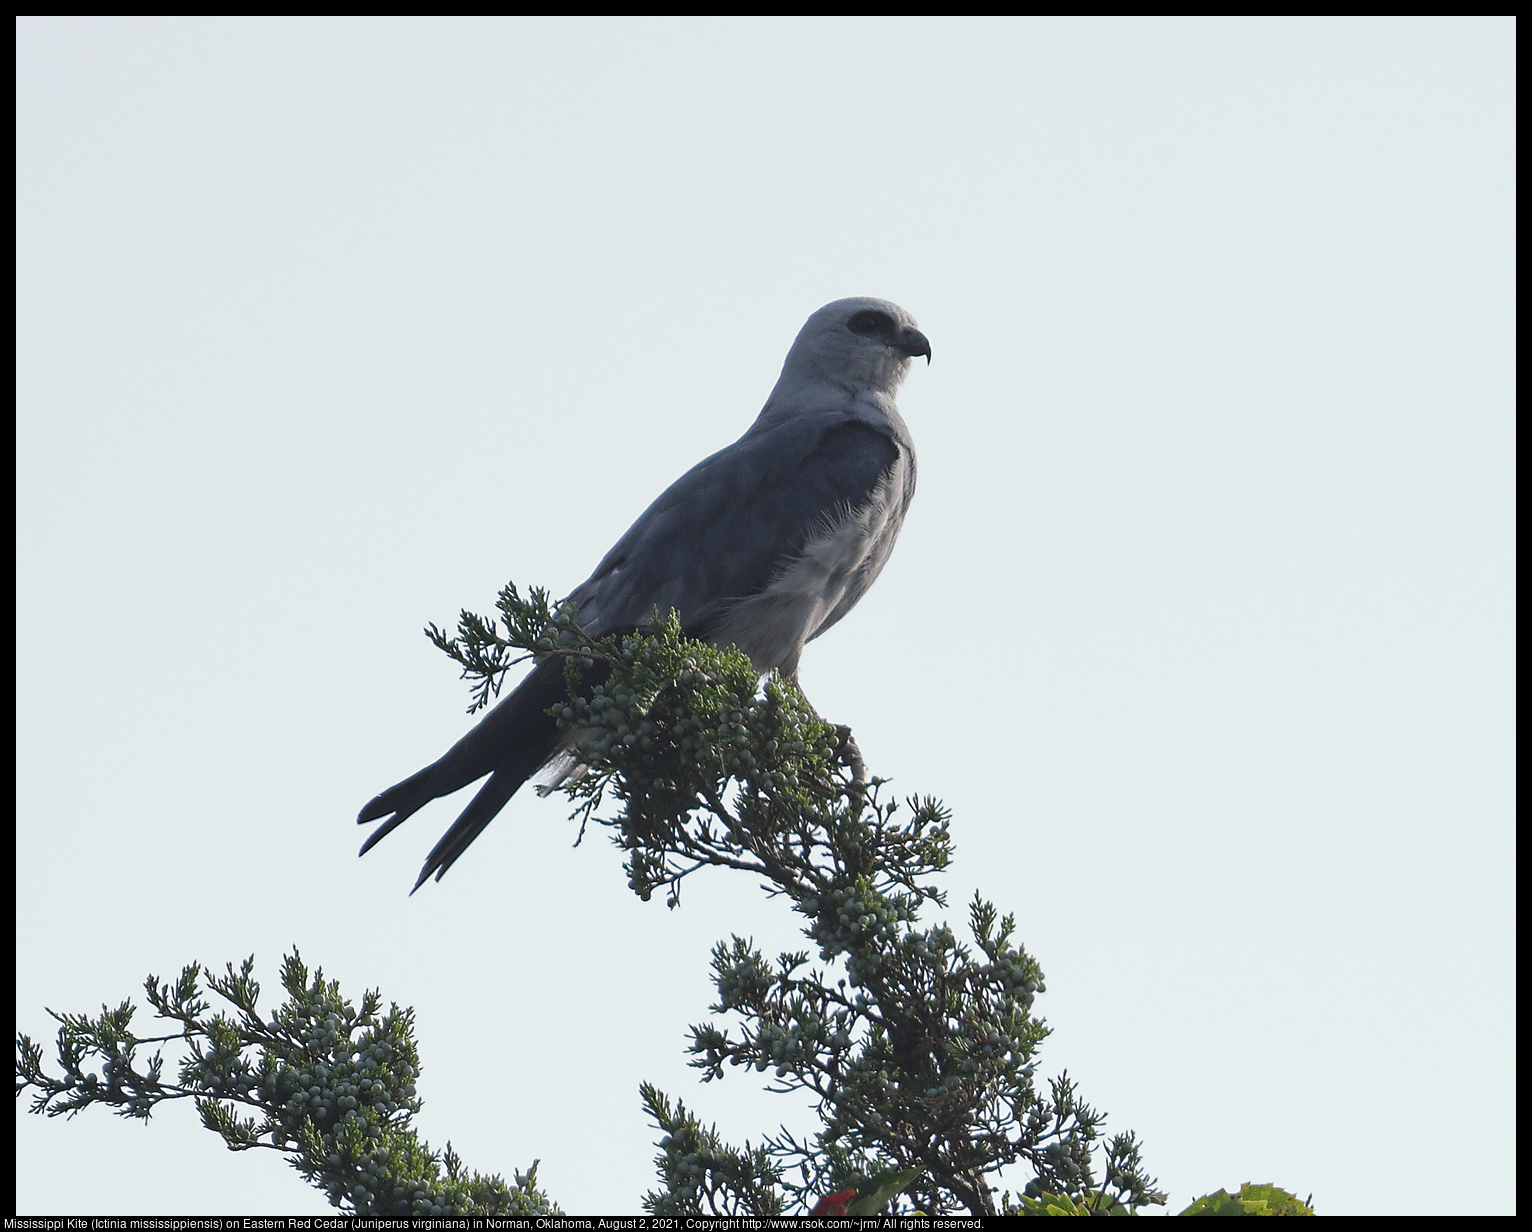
xmin=897 ymin=326 xmax=933 ymax=365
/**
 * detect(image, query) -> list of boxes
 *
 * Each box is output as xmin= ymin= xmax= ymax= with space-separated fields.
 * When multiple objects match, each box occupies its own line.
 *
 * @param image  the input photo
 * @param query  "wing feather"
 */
xmin=572 ymin=416 xmax=900 ymax=639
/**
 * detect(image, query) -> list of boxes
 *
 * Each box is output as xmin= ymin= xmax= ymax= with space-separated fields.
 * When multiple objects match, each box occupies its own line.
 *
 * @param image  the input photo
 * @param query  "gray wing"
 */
xmin=571 ymin=415 xmax=901 ymax=639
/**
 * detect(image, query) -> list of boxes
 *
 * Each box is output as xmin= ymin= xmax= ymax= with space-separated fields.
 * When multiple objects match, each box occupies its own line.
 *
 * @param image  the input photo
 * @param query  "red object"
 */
xmin=810 ymin=1189 xmax=857 ymax=1216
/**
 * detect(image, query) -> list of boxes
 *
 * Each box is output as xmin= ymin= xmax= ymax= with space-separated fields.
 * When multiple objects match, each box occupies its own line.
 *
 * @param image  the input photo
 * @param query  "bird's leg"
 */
xmin=782 ymin=669 xmax=868 ymax=786
xmin=833 ymin=724 xmax=868 ymax=784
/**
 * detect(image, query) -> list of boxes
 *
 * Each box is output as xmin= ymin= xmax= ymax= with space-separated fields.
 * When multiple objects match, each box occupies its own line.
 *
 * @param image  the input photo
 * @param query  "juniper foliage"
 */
xmin=17 ymin=580 xmax=1310 ymax=1215
xmin=15 ymin=951 xmax=556 ymax=1217
xmin=421 ymin=583 xmax=1168 ymax=1216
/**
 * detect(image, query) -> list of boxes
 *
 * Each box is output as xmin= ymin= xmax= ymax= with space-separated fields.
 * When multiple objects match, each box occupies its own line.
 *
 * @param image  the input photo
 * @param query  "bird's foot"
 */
xmin=833 ymin=724 xmax=868 ymax=785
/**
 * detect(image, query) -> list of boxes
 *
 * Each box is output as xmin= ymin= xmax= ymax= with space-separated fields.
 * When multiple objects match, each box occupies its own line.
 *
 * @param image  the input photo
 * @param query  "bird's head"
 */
xmin=778 ymin=297 xmax=932 ymax=396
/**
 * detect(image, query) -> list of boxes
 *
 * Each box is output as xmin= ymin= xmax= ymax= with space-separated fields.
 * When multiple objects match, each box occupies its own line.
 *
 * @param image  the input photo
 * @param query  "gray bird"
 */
xmin=359 ymin=297 xmax=931 ymax=889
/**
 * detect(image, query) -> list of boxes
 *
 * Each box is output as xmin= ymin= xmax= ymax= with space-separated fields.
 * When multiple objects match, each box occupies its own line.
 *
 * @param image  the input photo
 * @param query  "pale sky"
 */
xmin=16 ymin=16 xmax=1514 ymax=1217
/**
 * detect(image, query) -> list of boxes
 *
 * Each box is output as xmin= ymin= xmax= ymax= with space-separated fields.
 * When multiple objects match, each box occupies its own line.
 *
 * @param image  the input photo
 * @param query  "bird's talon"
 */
xmin=833 ymin=724 xmax=869 ymax=785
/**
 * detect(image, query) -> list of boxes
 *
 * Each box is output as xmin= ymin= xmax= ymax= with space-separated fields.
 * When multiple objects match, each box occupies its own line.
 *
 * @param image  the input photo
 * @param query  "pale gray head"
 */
xmin=776 ymin=297 xmax=932 ymax=395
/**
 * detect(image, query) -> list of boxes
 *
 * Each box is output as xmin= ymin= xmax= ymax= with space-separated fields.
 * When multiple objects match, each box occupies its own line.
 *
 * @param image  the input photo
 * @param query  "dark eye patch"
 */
xmin=846 ymin=309 xmax=894 ymax=338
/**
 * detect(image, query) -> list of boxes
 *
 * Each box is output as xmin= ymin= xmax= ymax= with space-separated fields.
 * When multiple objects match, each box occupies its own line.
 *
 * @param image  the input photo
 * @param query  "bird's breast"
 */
xmin=706 ymin=455 xmax=911 ymax=679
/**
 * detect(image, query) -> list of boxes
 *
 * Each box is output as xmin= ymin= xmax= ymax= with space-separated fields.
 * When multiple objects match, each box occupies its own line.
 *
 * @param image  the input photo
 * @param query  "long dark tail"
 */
xmin=358 ymin=654 xmax=577 ymax=890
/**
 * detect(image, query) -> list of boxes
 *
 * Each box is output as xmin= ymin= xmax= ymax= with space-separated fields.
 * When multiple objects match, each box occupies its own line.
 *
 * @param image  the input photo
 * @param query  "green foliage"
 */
xmin=640 ymin=1083 xmax=787 ymax=1216
xmin=1178 ymin=1184 xmax=1315 ymax=1216
xmin=424 ymin=590 xmax=1170 ymax=1216
xmin=15 ymin=952 xmax=556 ymax=1216
xmin=425 ymin=581 xmax=567 ymax=715
xmin=1009 ymin=1190 xmax=1134 ymax=1216
xmin=17 ymin=580 xmax=1311 ymax=1215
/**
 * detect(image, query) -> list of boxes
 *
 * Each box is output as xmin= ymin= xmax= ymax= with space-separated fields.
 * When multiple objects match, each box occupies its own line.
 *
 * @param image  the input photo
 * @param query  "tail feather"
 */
xmin=357 ymin=801 xmax=423 ymax=856
xmin=356 ymin=762 xmax=436 ymax=850
xmin=410 ymin=766 xmax=529 ymax=891
xmin=357 ymin=654 xmax=573 ymax=876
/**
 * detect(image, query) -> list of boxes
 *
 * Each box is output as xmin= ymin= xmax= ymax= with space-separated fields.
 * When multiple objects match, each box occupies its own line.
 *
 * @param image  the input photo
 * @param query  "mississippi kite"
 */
xmin=359 ymin=297 xmax=931 ymax=889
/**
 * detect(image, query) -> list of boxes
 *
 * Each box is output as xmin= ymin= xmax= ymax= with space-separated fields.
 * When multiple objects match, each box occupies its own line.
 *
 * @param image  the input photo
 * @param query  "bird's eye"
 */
xmin=846 ymin=310 xmax=892 ymax=338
